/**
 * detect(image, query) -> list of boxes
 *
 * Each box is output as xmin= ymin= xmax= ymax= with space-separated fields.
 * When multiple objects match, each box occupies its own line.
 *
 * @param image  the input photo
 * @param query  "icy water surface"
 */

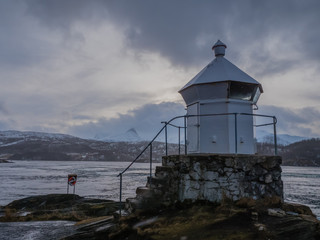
xmin=0 ymin=160 xmax=160 ymax=240
xmin=0 ymin=161 xmax=320 ymax=239
xmin=0 ymin=221 xmax=75 ymax=240
xmin=0 ymin=160 xmax=160 ymax=206
xmin=282 ymin=166 xmax=320 ymax=217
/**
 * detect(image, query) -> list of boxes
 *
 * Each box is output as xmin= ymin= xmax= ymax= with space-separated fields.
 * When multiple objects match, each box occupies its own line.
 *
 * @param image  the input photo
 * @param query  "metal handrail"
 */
xmin=117 ymin=112 xmax=277 ymax=216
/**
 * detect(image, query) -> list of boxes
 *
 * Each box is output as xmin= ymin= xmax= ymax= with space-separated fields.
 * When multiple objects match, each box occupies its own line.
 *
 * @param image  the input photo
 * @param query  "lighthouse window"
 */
xmin=229 ymin=82 xmax=256 ymax=101
xmin=252 ymin=87 xmax=261 ymax=103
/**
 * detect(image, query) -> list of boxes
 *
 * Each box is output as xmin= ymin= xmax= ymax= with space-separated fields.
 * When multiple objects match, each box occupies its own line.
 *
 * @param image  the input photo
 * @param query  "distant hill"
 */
xmin=257 ymin=138 xmax=320 ymax=166
xmin=256 ymin=130 xmax=308 ymax=146
xmin=1 ymin=130 xmax=319 ymax=166
xmin=281 ymin=138 xmax=320 ymax=166
xmin=0 ymin=130 xmax=179 ymax=162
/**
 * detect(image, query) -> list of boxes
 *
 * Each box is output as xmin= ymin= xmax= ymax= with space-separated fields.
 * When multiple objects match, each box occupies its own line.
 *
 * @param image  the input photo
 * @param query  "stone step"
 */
xmin=155 ymin=166 xmax=174 ymax=178
xmin=126 ymin=195 xmax=163 ymax=213
xmin=125 ymin=197 xmax=143 ymax=213
xmin=146 ymin=176 xmax=168 ymax=188
xmin=136 ymin=186 xmax=153 ymax=197
xmin=155 ymin=165 xmax=174 ymax=172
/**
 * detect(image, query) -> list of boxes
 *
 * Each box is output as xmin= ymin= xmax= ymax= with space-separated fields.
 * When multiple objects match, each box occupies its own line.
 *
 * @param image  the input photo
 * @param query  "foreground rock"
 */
xmin=0 ymin=159 xmax=11 ymax=163
xmin=2 ymin=194 xmax=319 ymax=239
xmin=0 ymin=194 xmax=119 ymax=222
xmin=63 ymin=197 xmax=320 ymax=240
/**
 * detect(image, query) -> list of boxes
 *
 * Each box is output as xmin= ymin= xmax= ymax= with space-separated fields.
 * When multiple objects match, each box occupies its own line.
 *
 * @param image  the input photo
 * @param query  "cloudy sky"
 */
xmin=0 ymin=0 xmax=319 ymax=140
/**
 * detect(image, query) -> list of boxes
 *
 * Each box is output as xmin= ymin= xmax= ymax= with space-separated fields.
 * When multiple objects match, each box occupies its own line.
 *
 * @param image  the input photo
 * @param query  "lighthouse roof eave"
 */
xmin=179 ymin=57 xmax=263 ymax=93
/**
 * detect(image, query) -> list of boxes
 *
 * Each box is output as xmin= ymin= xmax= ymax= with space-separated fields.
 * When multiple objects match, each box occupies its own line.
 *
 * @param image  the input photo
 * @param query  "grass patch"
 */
xmin=3 ymin=208 xmax=16 ymax=221
xmin=75 ymin=216 xmax=113 ymax=226
xmin=129 ymin=204 xmax=260 ymax=240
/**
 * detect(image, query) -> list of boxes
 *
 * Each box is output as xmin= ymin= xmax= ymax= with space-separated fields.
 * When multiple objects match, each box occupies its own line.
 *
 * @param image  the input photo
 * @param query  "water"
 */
xmin=0 ymin=161 xmax=320 ymax=240
xmin=0 ymin=160 xmax=160 ymax=206
xmin=0 ymin=221 xmax=75 ymax=240
xmin=0 ymin=160 xmax=160 ymax=240
xmin=282 ymin=166 xmax=320 ymax=216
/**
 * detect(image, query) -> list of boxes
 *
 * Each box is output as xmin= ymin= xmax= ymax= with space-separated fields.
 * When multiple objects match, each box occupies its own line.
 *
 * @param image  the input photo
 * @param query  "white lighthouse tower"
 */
xmin=179 ymin=40 xmax=263 ymax=154
xmin=124 ymin=41 xmax=282 ymax=214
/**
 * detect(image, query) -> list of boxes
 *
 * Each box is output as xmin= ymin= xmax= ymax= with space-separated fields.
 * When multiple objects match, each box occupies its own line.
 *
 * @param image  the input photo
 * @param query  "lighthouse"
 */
xmin=179 ymin=40 xmax=262 ymax=154
xmin=123 ymin=40 xmax=282 ymax=213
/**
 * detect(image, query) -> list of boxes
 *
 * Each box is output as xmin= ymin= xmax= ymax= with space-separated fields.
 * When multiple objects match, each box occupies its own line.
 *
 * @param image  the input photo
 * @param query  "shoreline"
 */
xmin=0 ymin=194 xmax=119 ymax=223
xmin=3 ymin=159 xmax=320 ymax=168
xmin=2 ymin=194 xmax=320 ymax=240
xmin=0 ymin=159 xmax=12 ymax=163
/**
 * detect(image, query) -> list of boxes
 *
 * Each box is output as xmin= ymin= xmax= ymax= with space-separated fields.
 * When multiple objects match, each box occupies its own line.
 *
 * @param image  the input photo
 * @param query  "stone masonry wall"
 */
xmin=151 ymin=154 xmax=283 ymax=204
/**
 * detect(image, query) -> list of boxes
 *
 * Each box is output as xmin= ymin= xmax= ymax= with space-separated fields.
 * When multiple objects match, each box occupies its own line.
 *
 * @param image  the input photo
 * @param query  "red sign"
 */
xmin=68 ymin=174 xmax=77 ymax=186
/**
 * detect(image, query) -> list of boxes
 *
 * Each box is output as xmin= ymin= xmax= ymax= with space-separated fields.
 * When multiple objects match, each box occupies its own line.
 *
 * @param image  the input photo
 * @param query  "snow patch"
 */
xmin=0 ymin=140 xmax=25 ymax=147
xmin=0 ymin=130 xmax=75 ymax=140
xmin=256 ymin=130 xmax=308 ymax=145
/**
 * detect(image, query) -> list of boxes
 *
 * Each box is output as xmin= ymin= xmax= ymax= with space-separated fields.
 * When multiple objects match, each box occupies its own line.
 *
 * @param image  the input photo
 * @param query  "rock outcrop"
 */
xmin=0 ymin=194 xmax=119 ymax=222
xmin=2 ymin=194 xmax=319 ymax=240
xmin=64 ymin=198 xmax=320 ymax=240
xmin=0 ymin=159 xmax=11 ymax=163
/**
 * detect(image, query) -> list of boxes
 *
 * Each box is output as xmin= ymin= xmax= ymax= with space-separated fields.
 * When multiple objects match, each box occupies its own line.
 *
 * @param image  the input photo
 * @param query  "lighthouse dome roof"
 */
xmin=179 ymin=41 xmax=262 ymax=93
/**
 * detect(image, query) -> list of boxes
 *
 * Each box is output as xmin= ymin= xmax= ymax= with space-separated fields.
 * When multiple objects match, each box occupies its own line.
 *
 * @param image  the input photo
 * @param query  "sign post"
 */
xmin=67 ymin=174 xmax=77 ymax=194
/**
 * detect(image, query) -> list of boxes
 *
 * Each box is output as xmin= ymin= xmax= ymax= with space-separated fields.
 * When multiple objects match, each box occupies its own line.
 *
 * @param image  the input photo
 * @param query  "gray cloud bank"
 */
xmin=257 ymin=105 xmax=320 ymax=138
xmin=68 ymin=102 xmax=320 ymax=140
xmin=0 ymin=0 xmax=319 ymax=139
xmin=69 ymin=102 xmax=186 ymax=140
xmin=24 ymin=0 xmax=320 ymax=74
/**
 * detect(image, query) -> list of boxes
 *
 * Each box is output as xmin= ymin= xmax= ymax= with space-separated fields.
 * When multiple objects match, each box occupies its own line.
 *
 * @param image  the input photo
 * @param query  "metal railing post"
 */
xmin=149 ymin=143 xmax=152 ymax=186
xmin=273 ymin=117 xmax=278 ymax=155
xmin=119 ymin=173 xmax=122 ymax=217
xmin=165 ymin=122 xmax=168 ymax=156
xmin=178 ymin=127 xmax=181 ymax=156
xmin=184 ymin=116 xmax=187 ymax=155
xmin=234 ymin=113 xmax=238 ymax=154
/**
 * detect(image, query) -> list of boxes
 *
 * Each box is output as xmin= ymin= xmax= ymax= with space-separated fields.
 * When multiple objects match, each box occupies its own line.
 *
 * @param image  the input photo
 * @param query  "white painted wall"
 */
xmin=186 ymin=99 xmax=255 ymax=154
xmin=186 ymin=103 xmax=199 ymax=152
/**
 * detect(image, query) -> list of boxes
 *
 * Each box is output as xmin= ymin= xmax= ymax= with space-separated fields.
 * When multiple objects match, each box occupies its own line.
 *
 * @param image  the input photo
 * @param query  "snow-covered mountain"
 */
xmin=0 ymin=130 xmax=77 ymax=148
xmin=0 ymin=130 xmax=74 ymax=140
xmin=256 ymin=130 xmax=308 ymax=146
xmin=95 ymin=128 xmax=143 ymax=142
xmin=0 ymin=130 xmax=179 ymax=162
xmin=1 ymin=129 xmax=319 ymax=166
xmin=0 ymin=130 xmax=84 ymax=150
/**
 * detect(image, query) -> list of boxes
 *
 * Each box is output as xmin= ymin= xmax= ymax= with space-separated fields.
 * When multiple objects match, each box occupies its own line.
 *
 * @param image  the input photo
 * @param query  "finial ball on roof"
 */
xmin=212 ymin=40 xmax=227 ymax=57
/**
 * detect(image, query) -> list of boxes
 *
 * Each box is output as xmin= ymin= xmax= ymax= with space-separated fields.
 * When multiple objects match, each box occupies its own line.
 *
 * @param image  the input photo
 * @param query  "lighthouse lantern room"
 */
xmin=179 ymin=40 xmax=263 ymax=154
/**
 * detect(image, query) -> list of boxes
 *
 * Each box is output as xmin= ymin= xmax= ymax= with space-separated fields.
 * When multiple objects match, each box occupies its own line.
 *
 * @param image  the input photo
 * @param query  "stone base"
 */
xmin=127 ymin=154 xmax=283 ymax=212
xmin=161 ymin=154 xmax=283 ymax=203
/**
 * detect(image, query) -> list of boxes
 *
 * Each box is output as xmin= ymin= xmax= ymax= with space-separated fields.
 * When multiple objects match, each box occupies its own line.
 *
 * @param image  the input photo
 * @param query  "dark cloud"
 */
xmin=0 ymin=1 xmax=319 ymax=138
xmin=69 ymin=103 xmax=320 ymax=140
xmin=0 ymin=121 xmax=9 ymax=130
xmin=70 ymin=91 xmax=153 ymax=115
xmin=0 ymin=118 xmax=16 ymax=131
xmin=0 ymin=1 xmax=56 ymax=68
xmin=25 ymin=0 xmax=106 ymax=31
xmin=0 ymin=101 xmax=8 ymax=114
xmin=22 ymin=0 xmax=320 ymax=75
xmin=257 ymin=105 xmax=320 ymax=137
xmin=69 ymin=102 xmax=186 ymax=139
